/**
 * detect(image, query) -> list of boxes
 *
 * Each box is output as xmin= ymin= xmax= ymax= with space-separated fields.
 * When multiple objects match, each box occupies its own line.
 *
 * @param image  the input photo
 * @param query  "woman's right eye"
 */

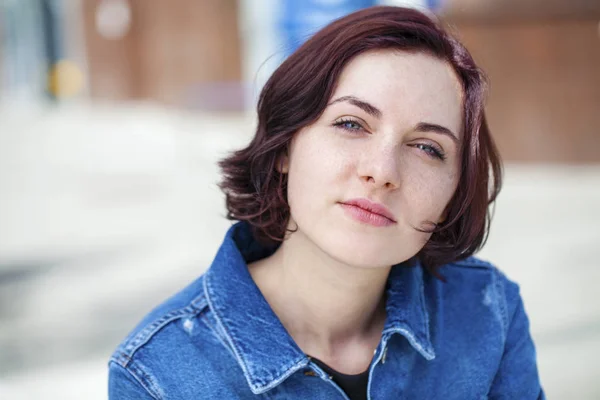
xmin=332 ymin=118 xmax=364 ymax=132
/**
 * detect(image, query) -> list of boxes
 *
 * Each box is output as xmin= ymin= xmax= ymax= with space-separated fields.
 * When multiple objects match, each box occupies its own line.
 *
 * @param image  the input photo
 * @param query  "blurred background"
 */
xmin=0 ymin=0 xmax=599 ymax=398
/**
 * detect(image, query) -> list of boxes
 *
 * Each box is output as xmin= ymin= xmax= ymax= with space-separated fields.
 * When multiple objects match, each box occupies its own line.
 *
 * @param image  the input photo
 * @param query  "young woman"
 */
xmin=109 ymin=6 xmax=544 ymax=399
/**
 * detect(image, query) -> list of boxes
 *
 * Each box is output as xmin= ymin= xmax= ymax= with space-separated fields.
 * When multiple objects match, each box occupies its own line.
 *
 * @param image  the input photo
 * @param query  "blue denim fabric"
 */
xmin=108 ymin=222 xmax=544 ymax=399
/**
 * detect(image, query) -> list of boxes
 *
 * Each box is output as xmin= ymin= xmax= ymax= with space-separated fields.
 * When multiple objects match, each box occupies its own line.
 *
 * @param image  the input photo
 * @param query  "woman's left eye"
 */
xmin=411 ymin=143 xmax=447 ymax=161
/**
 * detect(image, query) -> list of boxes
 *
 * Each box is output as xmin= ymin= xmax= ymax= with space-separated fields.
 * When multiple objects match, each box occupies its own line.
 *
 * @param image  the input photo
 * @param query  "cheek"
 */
xmin=288 ymin=130 xmax=351 ymax=185
xmin=286 ymin=132 xmax=345 ymax=210
xmin=400 ymin=159 xmax=459 ymax=220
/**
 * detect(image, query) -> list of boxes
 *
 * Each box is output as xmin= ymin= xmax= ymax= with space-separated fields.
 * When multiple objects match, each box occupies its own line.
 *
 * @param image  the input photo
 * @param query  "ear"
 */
xmin=276 ymin=153 xmax=289 ymax=174
xmin=438 ymin=208 xmax=449 ymax=224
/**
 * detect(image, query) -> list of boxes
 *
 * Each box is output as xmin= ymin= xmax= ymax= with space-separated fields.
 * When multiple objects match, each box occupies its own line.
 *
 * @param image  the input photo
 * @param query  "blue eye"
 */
xmin=412 ymin=143 xmax=446 ymax=161
xmin=333 ymin=118 xmax=363 ymax=132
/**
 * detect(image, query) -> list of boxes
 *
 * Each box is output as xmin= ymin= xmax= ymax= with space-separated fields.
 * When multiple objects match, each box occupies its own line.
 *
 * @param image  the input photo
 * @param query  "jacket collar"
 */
xmin=383 ymin=257 xmax=436 ymax=360
xmin=204 ymin=222 xmax=435 ymax=394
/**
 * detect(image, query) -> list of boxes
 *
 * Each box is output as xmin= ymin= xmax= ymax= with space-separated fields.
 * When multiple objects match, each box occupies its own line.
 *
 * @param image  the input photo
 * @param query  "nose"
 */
xmin=357 ymin=142 xmax=401 ymax=190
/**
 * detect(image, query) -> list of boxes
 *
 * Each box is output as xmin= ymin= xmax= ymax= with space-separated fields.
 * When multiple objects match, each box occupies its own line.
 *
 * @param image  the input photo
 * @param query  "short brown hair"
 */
xmin=219 ymin=6 xmax=502 ymax=275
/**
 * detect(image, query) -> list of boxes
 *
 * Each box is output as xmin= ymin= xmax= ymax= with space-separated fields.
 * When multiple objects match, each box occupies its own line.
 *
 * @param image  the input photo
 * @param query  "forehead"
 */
xmin=331 ymin=50 xmax=464 ymax=134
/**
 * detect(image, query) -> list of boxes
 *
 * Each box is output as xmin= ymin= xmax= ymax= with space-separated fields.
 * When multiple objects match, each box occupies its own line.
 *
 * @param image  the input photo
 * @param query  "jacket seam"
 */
xmin=109 ymin=360 xmax=162 ymax=400
xmin=119 ymin=300 xmax=208 ymax=363
xmin=128 ymin=359 xmax=164 ymax=399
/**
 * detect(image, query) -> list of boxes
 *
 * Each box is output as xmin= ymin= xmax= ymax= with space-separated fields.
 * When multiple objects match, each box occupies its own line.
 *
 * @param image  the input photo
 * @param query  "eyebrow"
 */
xmin=415 ymin=122 xmax=459 ymax=143
xmin=328 ymin=95 xmax=382 ymax=119
xmin=329 ymin=95 xmax=459 ymax=143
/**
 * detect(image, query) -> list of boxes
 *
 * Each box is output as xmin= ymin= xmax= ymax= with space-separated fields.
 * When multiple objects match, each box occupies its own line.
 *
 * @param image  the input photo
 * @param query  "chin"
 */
xmin=318 ymin=229 xmax=409 ymax=269
xmin=291 ymin=213 xmax=420 ymax=268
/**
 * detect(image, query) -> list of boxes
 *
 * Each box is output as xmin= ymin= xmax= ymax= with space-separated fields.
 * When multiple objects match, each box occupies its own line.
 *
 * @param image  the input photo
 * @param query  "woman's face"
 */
xmin=284 ymin=50 xmax=464 ymax=268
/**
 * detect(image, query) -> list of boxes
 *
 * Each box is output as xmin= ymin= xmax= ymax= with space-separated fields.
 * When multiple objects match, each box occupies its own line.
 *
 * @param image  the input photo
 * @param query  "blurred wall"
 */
xmin=443 ymin=0 xmax=600 ymax=163
xmin=78 ymin=0 xmax=600 ymax=161
xmin=82 ymin=0 xmax=242 ymax=108
xmin=449 ymin=19 xmax=600 ymax=163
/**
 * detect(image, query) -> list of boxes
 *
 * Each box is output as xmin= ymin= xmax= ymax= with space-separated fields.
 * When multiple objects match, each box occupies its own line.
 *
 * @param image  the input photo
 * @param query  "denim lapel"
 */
xmin=383 ymin=259 xmax=436 ymax=360
xmin=205 ymin=222 xmax=435 ymax=396
xmin=204 ymin=222 xmax=309 ymax=394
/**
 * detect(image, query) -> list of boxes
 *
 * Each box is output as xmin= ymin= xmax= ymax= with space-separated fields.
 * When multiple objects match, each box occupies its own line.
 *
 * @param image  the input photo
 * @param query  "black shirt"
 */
xmin=311 ymin=357 xmax=369 ymax=400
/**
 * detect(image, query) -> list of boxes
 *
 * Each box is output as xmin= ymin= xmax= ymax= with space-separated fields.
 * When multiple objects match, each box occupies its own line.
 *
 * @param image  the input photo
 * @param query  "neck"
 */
xmin=249 ymin=227 xmax=390 ymax=365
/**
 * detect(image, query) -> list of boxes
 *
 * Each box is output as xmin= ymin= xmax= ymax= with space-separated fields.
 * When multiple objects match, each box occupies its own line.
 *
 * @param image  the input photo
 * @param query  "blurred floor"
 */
xmin=0 ymin=104 xmax=598 ymax=399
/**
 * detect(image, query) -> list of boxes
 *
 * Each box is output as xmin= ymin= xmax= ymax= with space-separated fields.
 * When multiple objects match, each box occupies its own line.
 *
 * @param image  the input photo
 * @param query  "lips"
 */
xmin=339 ymin=198 xmax=396 ymax=226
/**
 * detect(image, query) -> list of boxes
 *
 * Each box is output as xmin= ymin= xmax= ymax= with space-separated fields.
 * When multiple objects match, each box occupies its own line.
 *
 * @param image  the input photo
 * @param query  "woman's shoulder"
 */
xmin=107 ymin=269 xmax=260 ymax=398
xmin=110 ymin=274 xmax=209 ymax=365
xmin=445 ymin=255 xmax=497 ymax=270
xmin=442 ymin=256 xmax=520 ymax=295
xmin=432 ymin=256 xmax=542 ymax=397
xmin=436 ymin=256 xmax=524 ymax=333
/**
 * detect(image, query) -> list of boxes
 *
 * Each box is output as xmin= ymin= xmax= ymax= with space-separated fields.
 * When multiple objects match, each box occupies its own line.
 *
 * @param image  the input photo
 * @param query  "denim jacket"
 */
xmin=108 ymin=222 xmax=544 ymax=399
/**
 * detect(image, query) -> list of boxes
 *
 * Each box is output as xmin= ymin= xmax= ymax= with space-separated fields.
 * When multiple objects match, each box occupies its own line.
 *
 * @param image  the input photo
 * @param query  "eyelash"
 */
xmin=332 ymin=118 xmax=447 ymax=161
xmin=333 ymin=118 xmax=363 ymax=132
